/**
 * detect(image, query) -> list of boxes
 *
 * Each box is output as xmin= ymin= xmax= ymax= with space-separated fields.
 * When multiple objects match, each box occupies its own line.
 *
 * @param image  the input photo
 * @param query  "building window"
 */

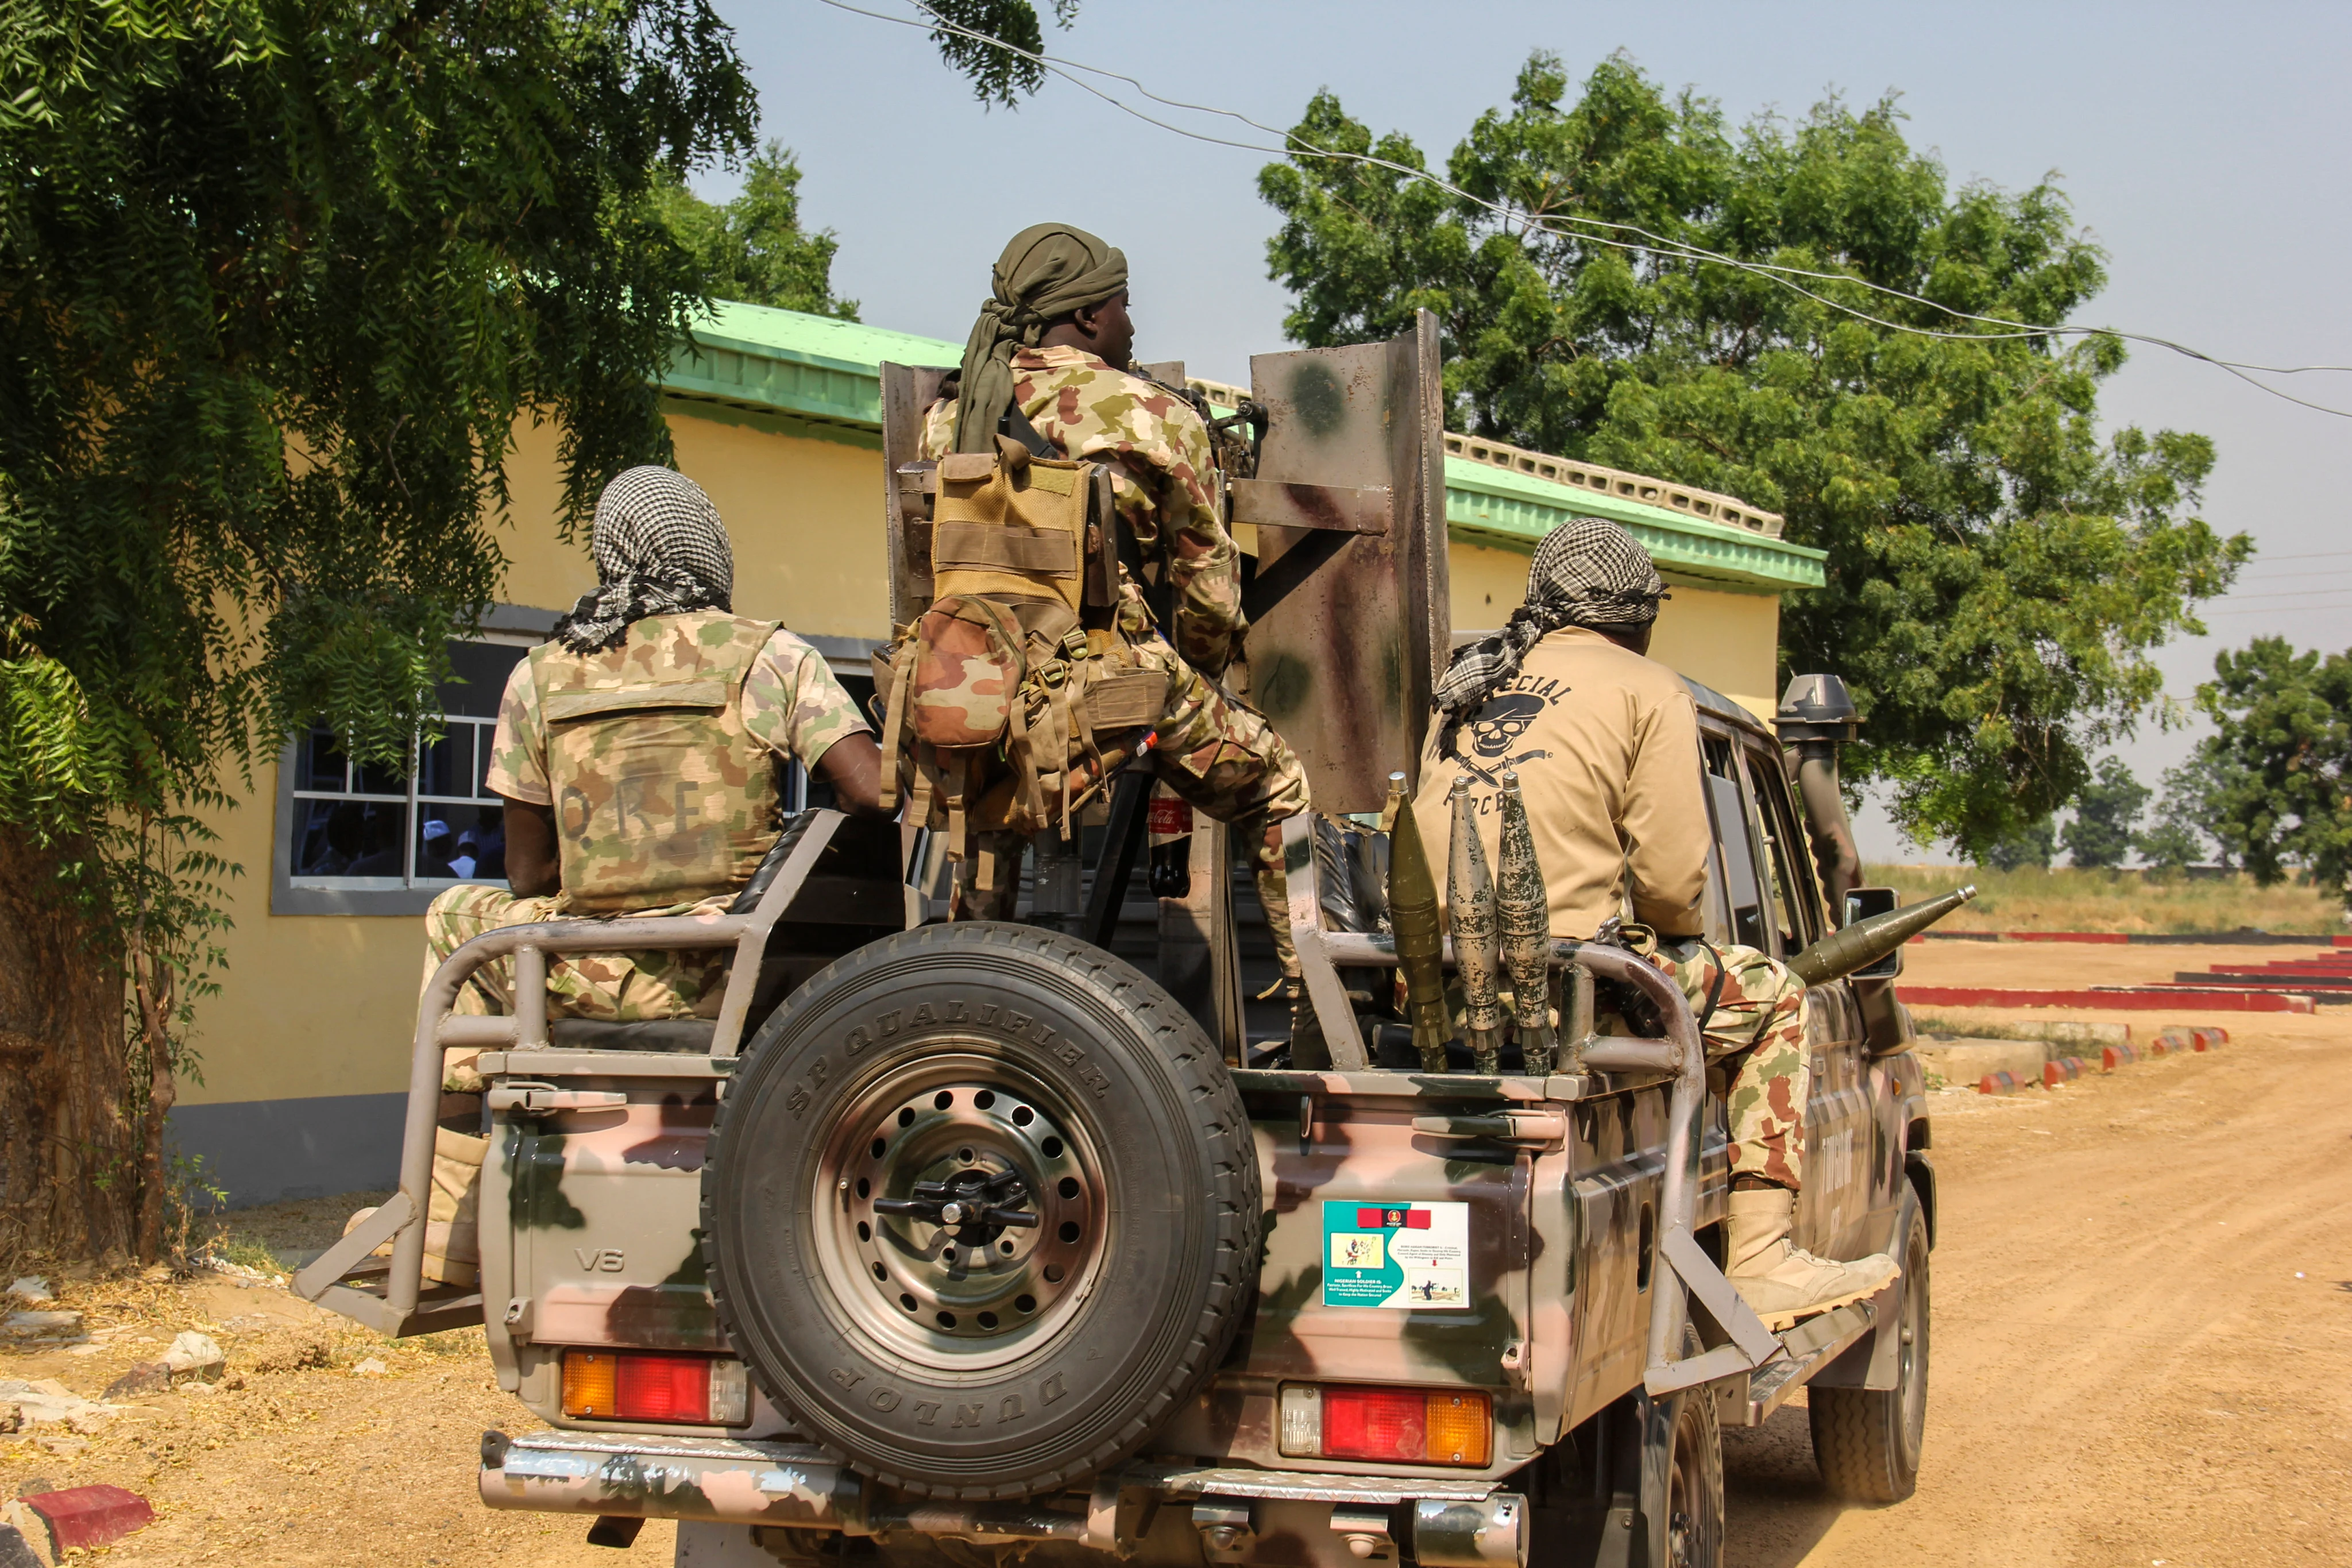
xmin=273 ymin=636 xmax=534 ymax=916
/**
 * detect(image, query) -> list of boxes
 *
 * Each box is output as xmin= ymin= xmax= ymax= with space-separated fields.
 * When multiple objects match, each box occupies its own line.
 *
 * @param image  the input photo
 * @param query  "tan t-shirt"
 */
xmin=1411 ymin=627 xmax=1709 ymax=940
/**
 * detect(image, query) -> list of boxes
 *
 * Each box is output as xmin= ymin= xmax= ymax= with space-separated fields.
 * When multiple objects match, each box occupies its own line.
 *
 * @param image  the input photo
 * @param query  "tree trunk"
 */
xmin=132 ymin=937 xmax=175 ymax=1264
xmin=0 ymin=825 xmax=134 ymax=1265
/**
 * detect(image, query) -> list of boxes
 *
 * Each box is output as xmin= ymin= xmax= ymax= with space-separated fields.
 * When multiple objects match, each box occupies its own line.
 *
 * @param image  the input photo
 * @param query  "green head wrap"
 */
xmin=953 ymin=223 xmax=1129 ymax=453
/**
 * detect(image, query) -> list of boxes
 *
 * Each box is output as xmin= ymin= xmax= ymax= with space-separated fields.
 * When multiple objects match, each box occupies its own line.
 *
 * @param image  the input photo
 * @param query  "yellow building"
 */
xmin=171 ymin=303 xmax=1825 ymax=1204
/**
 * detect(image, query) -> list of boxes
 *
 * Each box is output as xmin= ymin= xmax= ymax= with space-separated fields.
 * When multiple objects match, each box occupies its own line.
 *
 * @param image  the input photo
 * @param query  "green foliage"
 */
xmin=2138 ymin=759 xmax=2233 ymax=872
xmin=2060 ymin=755 xmax=2149 ymax=869
xmin=1258 ymin=52 xmax=2246 ymax=853
xmin=0 ymin=0 xmax=753 ymax=849
xmin=2195 ymin=638 xmax=2352 ymax=910
xmin=0 ymin=0 xmax=755 ymax=1245
xmin=921 ymin=0 xmax=1080 ymax=107
xmin=1980 ymin=815 xmax=2056 ymax=872
xmin=656 ymin=141 xmax=858 ymax=318
xmin=2133 ymin=813 xmax=2204 ymax=876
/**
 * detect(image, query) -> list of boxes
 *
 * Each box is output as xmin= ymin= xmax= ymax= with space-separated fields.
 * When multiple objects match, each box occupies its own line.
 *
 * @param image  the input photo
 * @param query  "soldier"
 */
xmin=920 ymin=223 xmax=1311 ymax=1006
xmin=382 ymin=468 xmax=885 ymax=1288
xmin=424 ymin=464 xmax=887 ymax=1038
xmin=1409 ymin=518 xmax=1897 ymax=1327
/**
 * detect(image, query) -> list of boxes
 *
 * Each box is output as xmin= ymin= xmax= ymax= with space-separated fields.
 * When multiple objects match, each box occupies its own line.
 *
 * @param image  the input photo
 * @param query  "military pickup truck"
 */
xmin=300 ymin=317 xmax=1948 ymax=1568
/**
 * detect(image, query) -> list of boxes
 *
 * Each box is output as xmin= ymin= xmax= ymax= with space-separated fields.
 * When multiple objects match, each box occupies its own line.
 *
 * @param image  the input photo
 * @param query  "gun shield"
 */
xmin=1496 ymin=772 xmax=1557 ymax=1075
xmin=1385 ymin=772 xmax=1451 ymax=1071
xmin=1447 ymin=777 xmax=1506 ymax=1074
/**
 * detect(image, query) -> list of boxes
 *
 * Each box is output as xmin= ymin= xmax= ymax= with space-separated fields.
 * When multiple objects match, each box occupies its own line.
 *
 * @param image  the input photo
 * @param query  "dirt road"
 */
xmin=0 ymin=955 xmax=2341 ymax=1566
xmin=1727 ymin=995 xmax=2351 ymax=1567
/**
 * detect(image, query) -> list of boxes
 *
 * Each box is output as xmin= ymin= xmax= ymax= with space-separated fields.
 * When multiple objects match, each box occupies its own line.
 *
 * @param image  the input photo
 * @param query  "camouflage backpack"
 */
xmin=877 ymin=434 xmax=1166 ymax=890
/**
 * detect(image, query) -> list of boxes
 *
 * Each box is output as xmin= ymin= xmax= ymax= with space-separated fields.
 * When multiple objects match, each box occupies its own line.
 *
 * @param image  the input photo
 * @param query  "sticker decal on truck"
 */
xmin=1320 ymin=1201 xmax=1470 ymax=1309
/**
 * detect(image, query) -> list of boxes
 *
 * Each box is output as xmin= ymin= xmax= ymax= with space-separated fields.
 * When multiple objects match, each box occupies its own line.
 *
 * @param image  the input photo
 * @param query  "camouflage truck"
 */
xmin=300 ymin=318 xmax=1950 ymax=1568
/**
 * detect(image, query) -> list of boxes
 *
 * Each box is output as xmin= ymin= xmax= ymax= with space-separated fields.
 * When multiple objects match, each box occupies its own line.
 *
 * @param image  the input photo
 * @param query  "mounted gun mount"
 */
xmin=1776 ymin=673 xmax=1864 ymax=910
xmin=877 ymin=314 xmax=1449 ymax=815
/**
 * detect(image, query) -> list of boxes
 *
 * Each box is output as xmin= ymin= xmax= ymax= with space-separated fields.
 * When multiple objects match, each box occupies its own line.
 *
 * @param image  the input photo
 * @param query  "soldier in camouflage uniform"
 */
xmin=924 ymin=223 xmax=1310 ymax=983
xmin=424 ymin=466 xmax=885 ymax=1086
xmin=1419 ymin=517 xmax=1896 ymax=1327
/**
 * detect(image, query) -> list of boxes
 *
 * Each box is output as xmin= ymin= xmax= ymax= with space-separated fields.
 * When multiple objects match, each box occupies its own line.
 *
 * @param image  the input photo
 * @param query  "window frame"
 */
xmin=1699 ymin=730 xmax=1774 ymax=952
xmin=1740 ymin=739 xmax=1826 ymax=956
xmin=269 ymin=609 xmax=553 ymax=917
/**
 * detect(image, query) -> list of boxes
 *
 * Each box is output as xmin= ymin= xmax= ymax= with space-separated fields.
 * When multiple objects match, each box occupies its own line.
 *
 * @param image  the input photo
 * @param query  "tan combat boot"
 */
xmin=1725 ymin=1187 xmax=1899 ymax=1331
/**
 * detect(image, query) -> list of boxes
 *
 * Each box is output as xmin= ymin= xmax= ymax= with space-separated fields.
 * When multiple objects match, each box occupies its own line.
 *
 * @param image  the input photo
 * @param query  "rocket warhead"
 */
xmin=1385 ymin=771 xmax=1451 ymax=1071
xmin=1496 ymin=771 xmax=1557 ymax=1075
xmin=1785 ymin=883 xmax=1978 ymax=985
xmin=1448 ymin=775 xmax=1505 ymax=1074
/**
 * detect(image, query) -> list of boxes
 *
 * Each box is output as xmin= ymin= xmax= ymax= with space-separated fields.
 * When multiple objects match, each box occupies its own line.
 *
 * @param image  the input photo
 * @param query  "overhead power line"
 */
xmin=822 ymin=0 xmax=2352 ymax=419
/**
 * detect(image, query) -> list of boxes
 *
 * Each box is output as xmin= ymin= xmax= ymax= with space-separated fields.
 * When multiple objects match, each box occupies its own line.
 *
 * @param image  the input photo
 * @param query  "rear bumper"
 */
xmin=482 ymin=1430 xmax=1528 ymax=1565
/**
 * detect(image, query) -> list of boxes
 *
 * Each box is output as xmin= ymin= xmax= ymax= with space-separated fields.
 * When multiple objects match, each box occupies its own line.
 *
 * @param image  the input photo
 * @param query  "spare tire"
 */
xmin=702 ymin=922 xmax=1262 ymax=1500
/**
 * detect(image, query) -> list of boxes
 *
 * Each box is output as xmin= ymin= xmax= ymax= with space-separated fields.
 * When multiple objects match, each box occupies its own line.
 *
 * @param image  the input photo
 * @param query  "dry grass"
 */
xmin=1863 ymin=863 xmax=2347 ymax=936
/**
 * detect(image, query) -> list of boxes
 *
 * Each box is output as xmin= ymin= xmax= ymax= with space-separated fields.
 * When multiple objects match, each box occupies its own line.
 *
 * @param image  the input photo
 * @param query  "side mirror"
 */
xmin=1842 ymin=886 xmax=1902 ymax=979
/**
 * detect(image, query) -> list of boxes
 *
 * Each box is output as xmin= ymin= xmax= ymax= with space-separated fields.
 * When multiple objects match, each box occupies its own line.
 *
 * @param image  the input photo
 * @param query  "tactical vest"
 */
xmin=528 ymin=612 xmax=782 ymax=914
xmin=877 ymin=435 xmax=1167 ymax=889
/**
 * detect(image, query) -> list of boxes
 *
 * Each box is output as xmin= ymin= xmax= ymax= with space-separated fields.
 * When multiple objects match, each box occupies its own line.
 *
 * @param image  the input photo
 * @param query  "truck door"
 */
xmin=1737 ymin=740 xmax=1871 ymax=1258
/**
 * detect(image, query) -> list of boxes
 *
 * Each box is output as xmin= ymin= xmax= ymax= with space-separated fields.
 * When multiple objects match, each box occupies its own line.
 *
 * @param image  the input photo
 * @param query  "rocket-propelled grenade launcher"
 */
xmin=1496 ymin=771 xmax=1558 ymax=1076
xmin=1447 ymin=776 xmax=1506 ymax=1073
xmin=1786 ymin=885 xmax=1979 ymax=986
xmin=1385 ymin=772 xmax=1451 ymax=1071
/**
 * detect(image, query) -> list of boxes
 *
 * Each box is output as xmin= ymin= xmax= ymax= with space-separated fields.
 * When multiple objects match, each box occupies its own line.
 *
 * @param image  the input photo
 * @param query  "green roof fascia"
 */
xmin=659 ymin=300 xmax=957 ymax=432
xmin=1444 ymin=455 xmax=1825 ymax=594
xmin=652 ymin=303 xmax=1825 ymax=596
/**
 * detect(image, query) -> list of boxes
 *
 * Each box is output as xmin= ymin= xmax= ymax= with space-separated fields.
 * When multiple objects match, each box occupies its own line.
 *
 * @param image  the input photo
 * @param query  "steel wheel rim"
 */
xmin=1897 ymin=1225 xmax=1930 ymax=1461
xmin=1667 ymin=1403 xmax=1704 ymax=1568
xmin=813 ymin=1048 xmax=1108 ymax=1370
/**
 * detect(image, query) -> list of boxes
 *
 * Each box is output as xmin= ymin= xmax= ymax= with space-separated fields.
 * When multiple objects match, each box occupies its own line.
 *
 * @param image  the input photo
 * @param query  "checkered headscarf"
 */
xmin=1434 ymin=517 xmax=1669 ymax=721
xmin=552 ymin=467 xmax=735 ymax=653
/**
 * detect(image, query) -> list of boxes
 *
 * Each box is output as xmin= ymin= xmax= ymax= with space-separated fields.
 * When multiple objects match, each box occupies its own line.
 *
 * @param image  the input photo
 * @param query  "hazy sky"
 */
xmin=710 ymin=1 xmax=2352 ymax=861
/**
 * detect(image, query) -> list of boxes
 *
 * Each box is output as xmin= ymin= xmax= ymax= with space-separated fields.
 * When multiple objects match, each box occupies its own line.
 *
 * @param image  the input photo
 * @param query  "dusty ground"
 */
xmin=1723 ymin=956 xmax=2351 ymax=1567
xmin=1902 ymin=936 xmax=2347 ymax=994
xmin=0 ymin=945 xmax=2340 ymax=1567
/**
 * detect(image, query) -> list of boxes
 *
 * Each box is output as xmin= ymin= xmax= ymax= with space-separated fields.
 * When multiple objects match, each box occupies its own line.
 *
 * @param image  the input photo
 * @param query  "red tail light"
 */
xmin=1283 ymin=1383 xmax=1493 ymax=1466
xmin=1322 ymin=1386 xmax=1429 ymax=1462
xmin=561 ymin=1350 xmax=748 ymax=1424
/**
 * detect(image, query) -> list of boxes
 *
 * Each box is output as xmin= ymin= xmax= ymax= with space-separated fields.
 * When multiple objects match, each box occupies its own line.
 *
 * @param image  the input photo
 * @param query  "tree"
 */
xmin=0 ymin=1 xmax=756 ymax=1261
xmin=2195 ymin=638 xmax=2352 ymax=912
xmin=1257 ymin=53 xmax=2246 ymax=854
xmin=657 ymin=141 xmax=859 ymax=318
xmin=919 ymin=0 xmax=1081 ymax=107
xmin=2138 ymin=759 xmax=2234 ymax=874
xmin=1980 ymin=816 xmax=2056 ymax=873
xmin=2060 ymin=756 xmax=2149 ymax=870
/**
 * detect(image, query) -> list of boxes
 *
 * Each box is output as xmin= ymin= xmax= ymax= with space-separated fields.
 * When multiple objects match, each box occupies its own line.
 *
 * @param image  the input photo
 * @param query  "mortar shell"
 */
xmin=1385 ymin=771 xmax=1451 ymax=1070
xmin=1447 ymin=775 xmax=1507 ymax=1069
xmin=1497 ymin=771 xmax=1557 ymax=1073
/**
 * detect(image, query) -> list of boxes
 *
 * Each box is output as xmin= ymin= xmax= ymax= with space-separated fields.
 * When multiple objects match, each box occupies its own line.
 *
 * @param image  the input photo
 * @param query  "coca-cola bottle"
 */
xmin=1146 ymin=786 xmax=1192 ymax=898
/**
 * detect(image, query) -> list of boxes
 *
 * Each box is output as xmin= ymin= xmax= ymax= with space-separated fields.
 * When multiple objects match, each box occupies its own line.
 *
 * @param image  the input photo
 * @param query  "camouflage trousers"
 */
xmin=965 ymin=633 xmax=1311 ymax=976
xmin=1149 ymin=635 xmax=1309 ymax=979
xmin=422 ymin=884 xmax=733 ymax=1025
xmin=1650 ymin=939 xmax=1808 ymax=1190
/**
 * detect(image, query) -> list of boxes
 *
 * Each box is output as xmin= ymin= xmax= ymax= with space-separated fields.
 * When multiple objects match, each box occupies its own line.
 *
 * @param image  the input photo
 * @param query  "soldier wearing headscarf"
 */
xmin=424 ymin=465 xmax=888 ymax=1029
xmin=1411 ymin=517 xmax=1898 ymax=1327
xmin=392 ymin=466 xmax=888 ymax=1287
xmin=920 ymin=223 xmax=1313 ymax=1011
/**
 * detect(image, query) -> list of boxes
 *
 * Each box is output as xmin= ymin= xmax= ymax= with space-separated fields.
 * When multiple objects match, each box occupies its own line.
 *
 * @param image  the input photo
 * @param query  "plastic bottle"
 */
xmin=1147 ymin=785 xmax=1192 ymax=898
